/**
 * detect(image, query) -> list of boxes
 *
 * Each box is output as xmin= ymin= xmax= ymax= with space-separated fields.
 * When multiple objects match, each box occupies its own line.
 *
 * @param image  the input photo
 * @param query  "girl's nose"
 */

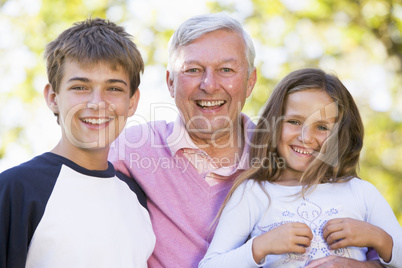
xmin=298 ymin=125 xmax=314 ymax=145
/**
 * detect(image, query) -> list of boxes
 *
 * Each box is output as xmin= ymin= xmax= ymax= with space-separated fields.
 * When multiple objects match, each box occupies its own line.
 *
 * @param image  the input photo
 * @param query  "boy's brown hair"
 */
xmin=44 ymin=17 xmax=143 ymax=97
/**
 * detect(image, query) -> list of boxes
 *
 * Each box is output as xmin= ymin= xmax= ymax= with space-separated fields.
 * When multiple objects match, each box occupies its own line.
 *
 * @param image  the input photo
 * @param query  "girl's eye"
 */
xmin=287 ymin=120 xmax=300 ymax=125
xmin=317 ymin=125 xmax=329 ymax=131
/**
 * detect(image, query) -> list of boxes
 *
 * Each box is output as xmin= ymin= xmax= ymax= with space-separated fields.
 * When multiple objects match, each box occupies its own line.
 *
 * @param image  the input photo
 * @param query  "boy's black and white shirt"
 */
xmin=0 ymin=152 xmax=155 ymax=268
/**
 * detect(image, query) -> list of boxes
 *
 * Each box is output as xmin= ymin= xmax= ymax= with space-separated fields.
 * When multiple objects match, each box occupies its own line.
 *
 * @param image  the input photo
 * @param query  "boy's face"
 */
xmin=45 ymin=60 xmax=139 ymax=151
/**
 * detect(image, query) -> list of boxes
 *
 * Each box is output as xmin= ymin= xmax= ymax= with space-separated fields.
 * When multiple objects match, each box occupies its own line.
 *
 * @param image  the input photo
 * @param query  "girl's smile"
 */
xmin=277 ymin=88 xmax=336 ymax=184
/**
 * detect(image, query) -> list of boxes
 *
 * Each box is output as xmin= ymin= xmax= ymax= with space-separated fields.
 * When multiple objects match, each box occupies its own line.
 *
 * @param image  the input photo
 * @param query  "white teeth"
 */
xmin=82 ymin=118 xmax=112 ymax=125
xmin=293 ymin=147 xmax=312 ymax=155
xmin=197 ymin=100 xmax=225 ymax=107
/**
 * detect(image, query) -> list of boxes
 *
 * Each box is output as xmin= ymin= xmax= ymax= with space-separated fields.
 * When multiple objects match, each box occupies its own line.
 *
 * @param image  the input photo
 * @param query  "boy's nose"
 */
xmin=87 ymin=91 xmax=107 ymax=109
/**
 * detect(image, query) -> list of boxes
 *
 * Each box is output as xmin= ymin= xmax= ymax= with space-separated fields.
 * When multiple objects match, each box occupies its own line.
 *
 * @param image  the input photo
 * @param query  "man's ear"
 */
xmin=246 ymin=68 xmax=257 ymax=98
xmin=44 ymin=83 xmax=59 ymax=114
xmin=166 ymin=70 xmax=175 ymax=98
xmin=128 ymin=89 xmax=140 ymax=117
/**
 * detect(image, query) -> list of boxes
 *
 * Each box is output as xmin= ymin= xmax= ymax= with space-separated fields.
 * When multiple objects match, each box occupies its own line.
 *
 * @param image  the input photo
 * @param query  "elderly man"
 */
xmin=109 ymin=13 xmax=256 ymax=267
xmin=109 ymin=13 xmax=383 ymax=268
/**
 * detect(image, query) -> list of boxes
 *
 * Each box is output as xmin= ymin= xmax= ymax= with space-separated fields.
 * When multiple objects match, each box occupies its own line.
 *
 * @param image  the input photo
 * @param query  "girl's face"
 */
xmin=277 ymin=88 xmax=337 ymax=183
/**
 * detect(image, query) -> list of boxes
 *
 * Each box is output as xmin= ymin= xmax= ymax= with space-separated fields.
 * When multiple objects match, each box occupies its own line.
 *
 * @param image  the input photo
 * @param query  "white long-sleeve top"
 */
xmin=199 ymin=178 xmax=402 ymax=268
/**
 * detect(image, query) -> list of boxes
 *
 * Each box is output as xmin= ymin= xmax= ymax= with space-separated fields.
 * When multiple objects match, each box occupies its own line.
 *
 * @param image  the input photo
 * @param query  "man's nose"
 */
xmin=200 ymin=69 xmax=219 ymax=94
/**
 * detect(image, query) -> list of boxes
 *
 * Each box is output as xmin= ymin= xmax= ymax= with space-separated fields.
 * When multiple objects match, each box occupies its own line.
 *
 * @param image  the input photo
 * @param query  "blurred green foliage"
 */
xmin=0 ymin=0 xmax=401 ymax=223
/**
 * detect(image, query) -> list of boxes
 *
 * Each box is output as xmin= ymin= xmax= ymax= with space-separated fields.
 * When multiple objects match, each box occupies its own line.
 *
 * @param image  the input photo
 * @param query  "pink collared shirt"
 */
xmin=109 ymin=114 xmax=255 ymax=268
xmin=167 ymin=115 xmax=251 ymax=185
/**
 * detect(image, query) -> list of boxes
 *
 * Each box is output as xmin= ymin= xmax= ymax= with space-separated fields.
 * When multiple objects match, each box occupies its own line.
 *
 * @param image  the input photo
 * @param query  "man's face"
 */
xmin=167 ymin=30 xmax=256 ymax=143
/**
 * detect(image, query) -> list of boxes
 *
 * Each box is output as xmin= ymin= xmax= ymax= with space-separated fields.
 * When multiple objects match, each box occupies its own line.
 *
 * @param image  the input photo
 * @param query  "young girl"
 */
xmin=199 ymin=68 xmax=402 ymax=268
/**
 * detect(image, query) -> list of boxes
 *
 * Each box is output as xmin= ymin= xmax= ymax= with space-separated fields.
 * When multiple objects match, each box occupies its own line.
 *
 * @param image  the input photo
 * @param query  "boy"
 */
xmin=0 ymin=18 xmax=155 ymax=267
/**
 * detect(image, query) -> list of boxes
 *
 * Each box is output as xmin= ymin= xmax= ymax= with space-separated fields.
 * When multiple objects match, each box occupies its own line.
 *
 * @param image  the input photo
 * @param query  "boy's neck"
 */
xmin=51 ymin=140 xmax=110 ymax=171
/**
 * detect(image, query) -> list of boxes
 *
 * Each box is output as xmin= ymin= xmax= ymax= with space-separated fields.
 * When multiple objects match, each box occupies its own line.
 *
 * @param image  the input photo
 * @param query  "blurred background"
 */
xmin=0 ymin=0 xmax=401 ymax=223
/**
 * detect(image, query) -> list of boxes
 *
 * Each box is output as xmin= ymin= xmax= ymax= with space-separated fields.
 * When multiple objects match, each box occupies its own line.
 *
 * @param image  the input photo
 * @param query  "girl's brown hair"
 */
xmin=215 ymin=68 xmax=364 ymax=224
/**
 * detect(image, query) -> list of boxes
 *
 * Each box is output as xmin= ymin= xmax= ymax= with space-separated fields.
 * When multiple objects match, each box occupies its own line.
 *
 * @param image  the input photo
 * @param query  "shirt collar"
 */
xmin=166 ymin=116 xmax=199 ymax=156
xmin=166 ymin=114 xmax=256 ymax=171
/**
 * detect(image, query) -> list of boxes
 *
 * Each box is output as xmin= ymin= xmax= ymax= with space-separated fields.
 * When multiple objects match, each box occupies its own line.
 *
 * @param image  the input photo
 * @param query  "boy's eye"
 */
xmin=72 ymin=86 xmax=86 ymax=90
xmin=108 ymin=87 xmax=123 ymax=92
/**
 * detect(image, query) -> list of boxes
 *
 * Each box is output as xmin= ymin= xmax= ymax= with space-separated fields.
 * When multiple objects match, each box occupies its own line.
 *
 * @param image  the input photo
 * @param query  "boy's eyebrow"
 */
xmin=67 ymin=77 xmax=128 ymax=86
xmin=67 ymin=77 xmax=90 ymax=83
xmin=107 ymin=79 xmax=128 ymax=86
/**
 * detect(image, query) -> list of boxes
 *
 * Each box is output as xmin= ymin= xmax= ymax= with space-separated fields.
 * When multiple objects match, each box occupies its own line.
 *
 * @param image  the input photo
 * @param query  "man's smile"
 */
xmin=196 ymin=100 xmax=226 ymax=109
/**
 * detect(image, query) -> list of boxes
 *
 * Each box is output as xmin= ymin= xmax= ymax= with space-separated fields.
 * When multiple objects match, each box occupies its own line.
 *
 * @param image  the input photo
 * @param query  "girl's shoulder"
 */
xmin=237 ymin=179 xmax=263 ymax=193
xmin=233 ymin=180 xmax=271 ymax=201
xmin=238 ymin=179 xmax=300 ymax=199
xmin=346 ymin=177 xmax=377 ymax=189
xmin=339 ymin=177 xmax=382 ymax=197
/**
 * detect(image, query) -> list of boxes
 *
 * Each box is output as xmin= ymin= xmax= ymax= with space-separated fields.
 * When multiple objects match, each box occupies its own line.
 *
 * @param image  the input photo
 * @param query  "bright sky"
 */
xmin=0 ymin=0 xmax=398 ymax=172
xmin=0 ymin=0 xmax=213 ymax=171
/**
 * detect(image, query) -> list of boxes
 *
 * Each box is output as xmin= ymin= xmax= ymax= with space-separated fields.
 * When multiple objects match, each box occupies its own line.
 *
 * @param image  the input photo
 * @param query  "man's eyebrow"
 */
xmin=67 ymin=77 xmax=127 ymax=86
xmin=221 ymin=58 xmax=238 ymax=63
xmin=183 ymin=58 xmax=239 ymax=65
xmin=183 ymin=60 xmax=201 ymax=65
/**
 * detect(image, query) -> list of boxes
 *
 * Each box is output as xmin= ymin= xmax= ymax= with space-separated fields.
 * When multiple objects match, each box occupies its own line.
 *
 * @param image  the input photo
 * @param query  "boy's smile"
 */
xmin=45 ymin=60 xmax=139 ymax=167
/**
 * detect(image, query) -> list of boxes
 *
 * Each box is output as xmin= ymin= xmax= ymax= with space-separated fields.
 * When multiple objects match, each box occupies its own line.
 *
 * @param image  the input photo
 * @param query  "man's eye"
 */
xmin=221 ymin=68 xmax=232 ymax=72
xmin=186 ymin=68 xmax=199 ymax=73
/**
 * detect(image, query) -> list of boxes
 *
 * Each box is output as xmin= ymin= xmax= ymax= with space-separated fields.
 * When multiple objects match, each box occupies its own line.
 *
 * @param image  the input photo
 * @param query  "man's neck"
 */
xmin=190 ymin=125 xmax=245 ymax=167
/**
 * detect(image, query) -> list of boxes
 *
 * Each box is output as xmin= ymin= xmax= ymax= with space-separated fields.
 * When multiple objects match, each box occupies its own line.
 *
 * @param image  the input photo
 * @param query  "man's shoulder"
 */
xmin=124 ymin=120 xmax=174 ymax=135
xmin=115 ymin=120 xmax=174 ymax=146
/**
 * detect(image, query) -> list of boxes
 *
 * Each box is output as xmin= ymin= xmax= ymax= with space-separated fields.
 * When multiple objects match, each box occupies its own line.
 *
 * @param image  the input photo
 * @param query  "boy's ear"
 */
xmin=166 ymin=70 xmax=175 ymax=98
xmin=128 ymin=89 xmax=140 ymax=117
xmin=44 ymin=83 xmax=59 ymax=113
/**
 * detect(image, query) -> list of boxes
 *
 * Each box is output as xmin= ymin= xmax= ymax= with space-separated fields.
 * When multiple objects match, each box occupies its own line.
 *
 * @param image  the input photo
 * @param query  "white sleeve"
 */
xmin=199 ymin=181 xmax=267 ymax=268
xmin=354 ymin=179 xmax=402 ymax=268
